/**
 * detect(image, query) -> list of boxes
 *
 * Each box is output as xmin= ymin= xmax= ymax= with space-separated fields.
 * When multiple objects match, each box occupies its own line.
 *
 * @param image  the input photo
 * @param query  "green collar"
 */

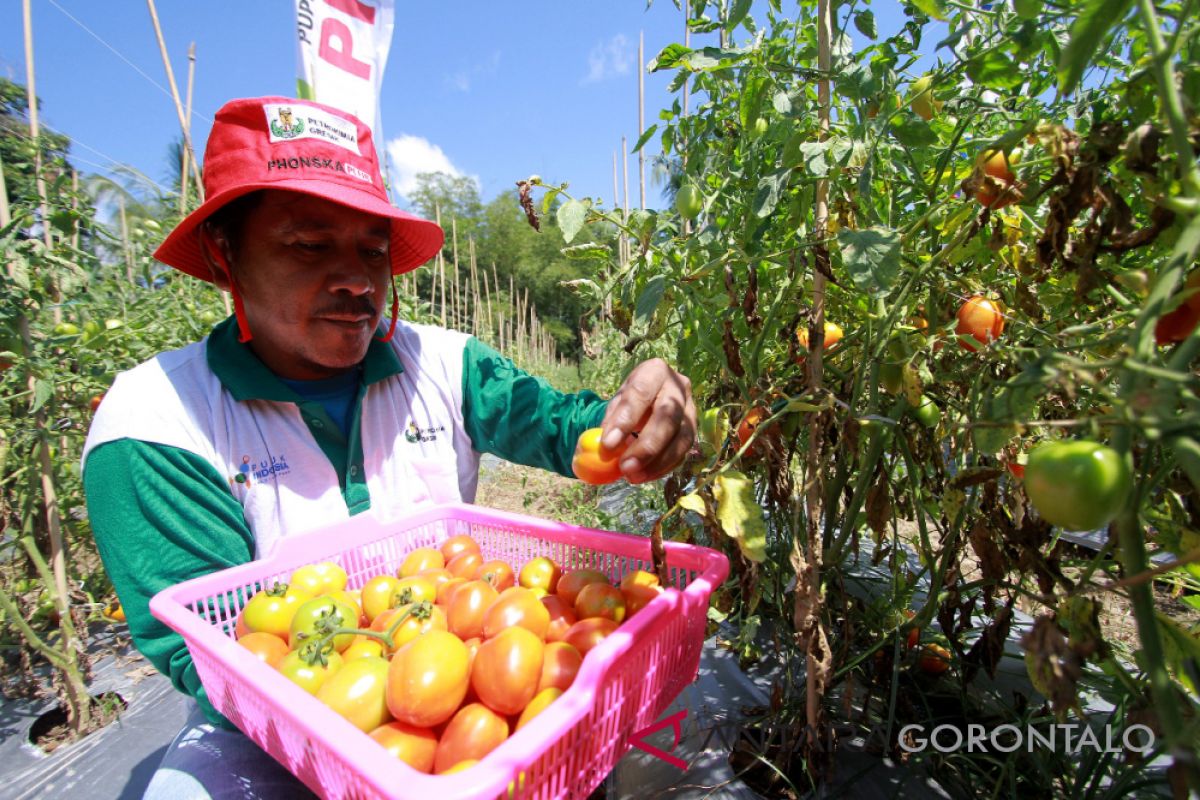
xmin=205 ymin=316 xmax=404 ymax=401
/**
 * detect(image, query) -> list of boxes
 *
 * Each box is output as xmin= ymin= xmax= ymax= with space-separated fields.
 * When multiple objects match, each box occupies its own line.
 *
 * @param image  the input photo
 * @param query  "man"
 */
xmin=82 ymin=96 xmax=695 ymax=796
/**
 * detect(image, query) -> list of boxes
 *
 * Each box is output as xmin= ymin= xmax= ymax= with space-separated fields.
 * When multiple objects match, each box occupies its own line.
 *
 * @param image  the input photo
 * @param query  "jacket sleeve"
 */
xmin=84 ymin=439 xmax=255 ymax=729
xmin=460 ymin=337 xmax=608 ymax=477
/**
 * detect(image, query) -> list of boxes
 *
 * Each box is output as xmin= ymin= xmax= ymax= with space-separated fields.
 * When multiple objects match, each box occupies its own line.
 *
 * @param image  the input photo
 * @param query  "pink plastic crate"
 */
xmin=150 ymin=502 xmax=729 ymax=800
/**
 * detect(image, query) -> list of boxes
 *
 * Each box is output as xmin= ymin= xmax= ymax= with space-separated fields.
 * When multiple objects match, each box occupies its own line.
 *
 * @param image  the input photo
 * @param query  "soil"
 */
xmin=29 ymin=691 xmax=127 ymax=753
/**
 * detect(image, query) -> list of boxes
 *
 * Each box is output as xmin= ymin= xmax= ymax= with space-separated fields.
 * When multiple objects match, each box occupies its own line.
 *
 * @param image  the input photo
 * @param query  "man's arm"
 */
xmin=461 ymin=337 xmax=607 ymax=475
xmin=85 ymin=439 xmax=255 ymax=728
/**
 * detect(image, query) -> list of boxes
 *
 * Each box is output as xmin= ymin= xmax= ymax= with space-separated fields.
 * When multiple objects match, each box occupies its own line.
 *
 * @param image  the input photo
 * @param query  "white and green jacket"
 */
xmin=82 ymin=316 xmax=606 ymax=726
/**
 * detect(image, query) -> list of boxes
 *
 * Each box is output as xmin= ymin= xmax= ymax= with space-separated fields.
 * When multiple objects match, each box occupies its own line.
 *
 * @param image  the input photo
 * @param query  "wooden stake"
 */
xmin=145 ymin=0 xmax=204 ymax=195
xmin=118 ymin=196 xmax=133 ymax=284
xmin=70 ymin=170 xmax=79 ymax=250
xmin=622 ymin=136 xmax=630 ymax=258
xmin=483 ymin=268 xmax=493 ymax=342
xmin=22 ymin=0 xmax=52 ymax=252
xmin=181 ymin=42 xmax=197 ymax=210
xmin=638 ymin=30 xmax=646 ymax=211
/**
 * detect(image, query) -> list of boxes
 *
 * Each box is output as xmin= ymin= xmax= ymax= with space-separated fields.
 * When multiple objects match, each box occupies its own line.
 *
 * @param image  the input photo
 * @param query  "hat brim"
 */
xmin=153 ymin=179 xmax=444 ymax=282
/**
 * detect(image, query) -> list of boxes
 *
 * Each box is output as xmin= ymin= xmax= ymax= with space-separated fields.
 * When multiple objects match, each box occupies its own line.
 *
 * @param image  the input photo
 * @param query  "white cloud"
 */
xmin=385 ymin=134 xmax=479 ymax=199
xmin=583 ymin=34 xmax=633 ymax=84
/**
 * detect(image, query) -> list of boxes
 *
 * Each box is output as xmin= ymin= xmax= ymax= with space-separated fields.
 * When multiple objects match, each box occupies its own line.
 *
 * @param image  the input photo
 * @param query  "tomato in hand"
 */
xmin=571 ymin=427 xmax=626 ymax=485
xmin=236 ymin=631 xmax=289 ymax=667
xmin=317 ymin=655 xmax=392 ymax=732
xmin=289 ymin=561 xmax=348 ymax=596
xmin=476 ymin=560 xmax=516 ymax=591
xmin=574 ymin=582 xmax=626 ymax=624
xmin=433 ymin=703 xmax=510 ymax=775
xmin=278 ymin=646 xmax=344 ymax=695
xmin=562 ymin=617 xmax=618 ymax=656
xmin=482 ymin=587 xmax=551 ymax=640
xmin=556 ymin=569 xmax=609 ymax=607
xmin=368 ymin=720 xmax=438 ymax=773
xmin=541 ymin=595 xmax=578 ymax=643
xmin=955 ymin=296 xmax=1005 ymax=351
xmin=386 ymin=630 xmax=470 ymax=727
xmin=471 ymin=626 xmax=545 ymax=715
xmin=518 ymin=556 xmax=561 ymax=593
xmin=1024 ymin=440 xmax=1132 ymax=531
xmin=447 ymin=580 xmax=499 ymax=640
xmin=537 ymin=641 xmax=582 ymax=693
xmin=361 ymin=575 xmax=402 ymax=624
xmin=242 ymin=583 xmax=311 ymax=639
xmin=440 ymin=535 xmax=481 ymax=563
xmin=399 ymin=547 xmax=445 ymax=578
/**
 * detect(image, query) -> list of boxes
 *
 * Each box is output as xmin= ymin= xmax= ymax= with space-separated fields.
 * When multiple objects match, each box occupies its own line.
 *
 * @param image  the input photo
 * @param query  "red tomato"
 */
xmin=562 ymin=618 xmax=618 ymax=656
xmin=519 ymin=557 xmax=561 ymax=593
xmin=417 ymin=568 xmax=454 ymax=592
xmin=373 ymin=602 xmax=448 ymax=650
xmin=975 ymin=149 xmax=1018 ymax=209
xmin=316 ymin=656 xmax=392 ymax=732
xmin=242 ymin=584 xmax=311 ymax=639
xmin=89 ymin=393 xmax=105 ymax=413
xmin=447 ymin=552 xmax=484 ymax=580
xmin=476 ymin=560 xmax=516 ymax=592
xmin=516 ymin=687 xmax=563 ymax=731
xmin=571 ymin=427 xmax=626 ymax=485
xmin=622 ymin=583 xmax=663 ymax=618
xmin=368 ymin=721 xmax=439 ymax=773
xmin=361 ymin=575 xmax=402 ymax=624
xmin=537 ymin=641 xmax=582 ymax=693
xmin=574 ymin=582 xmax=626 ymax=623
xmin=918 ymin=643 xmax=952 ymax=675
xmin=955 ymin=296 xmax=1005 ymax=352
xmin=277 ymin=647 xmax=344 ymax=695
xmin=541 ymin=595 xmax=578 ymax=643
xmin=433 ymin=703 xmax=509 ymax=775
xmin=556 ymin=569 xmax=609 ymax=607
xmin=399 ymin=548 xmax=445 ymax=578
xmin=471 ymin=626 xmax=545 ymax=715
xmin=735 ymin=406 xmax=778 ymax=456
xmin=483 ymin=587 xmax=551 ymax=640
xmin=1155 ymin=301 xmax=1200 ymax=345
xmin=440 ymin=535 xmax=482 ymax=563
xmin=437 ymin=577 xmax=467 ymax=606
xmin=446 ymin=580 xmax=499 ymax=640
xmin=236 ymin=631 xmax=289 ymax=667
xmin=386 ymin=630 xmax=470 ymax=727
xmin=289 ymin=561 xmax=348 ymax=596
xmin=234 ymin=614 xmax=250 ymax=639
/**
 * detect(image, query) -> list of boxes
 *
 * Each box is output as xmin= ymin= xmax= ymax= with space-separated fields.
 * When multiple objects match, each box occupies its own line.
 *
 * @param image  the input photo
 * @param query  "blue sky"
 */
xmin=0 ymin=1 xmax=917 ymax=212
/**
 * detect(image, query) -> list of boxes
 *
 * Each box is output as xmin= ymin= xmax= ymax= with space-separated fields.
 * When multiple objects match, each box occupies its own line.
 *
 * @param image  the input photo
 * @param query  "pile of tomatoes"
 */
xmin=232 ymin=535 xmax=664 ymax=776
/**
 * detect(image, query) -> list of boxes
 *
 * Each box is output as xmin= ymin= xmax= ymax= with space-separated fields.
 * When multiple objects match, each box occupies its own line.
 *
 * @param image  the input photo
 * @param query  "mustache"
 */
xmin=314 ymin=297 xmax=378 ymax=317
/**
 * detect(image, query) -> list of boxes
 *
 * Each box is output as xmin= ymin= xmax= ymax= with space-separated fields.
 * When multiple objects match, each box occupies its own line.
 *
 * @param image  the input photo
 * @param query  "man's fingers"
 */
xmin=601 ymin=359 xmax=669 ymax=448
xmin=621 ymin=381 xmax=696 ymax=483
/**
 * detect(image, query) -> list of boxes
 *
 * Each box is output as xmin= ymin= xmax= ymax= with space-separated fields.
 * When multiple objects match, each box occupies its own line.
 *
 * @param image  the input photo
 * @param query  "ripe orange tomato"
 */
xmin=361 ymin=575 xmax=402 ymax=623
xmin=447 ymin=580 xmax=500 ymax=640
xmin=483 ymin=587 xmax=551 ymax=639
xmin=386 ymin=630 xmax=470 ymax=727
xmin=89 ymin=393 xmax=105 ymax=413
xmin=104 ymin=600 xmax=126 ymax=623
xmin=975 ymin=149 xmax=1018 ymax=209
xmin=437 ymin=577 xmax=468 ymax=606
xmin=368 ymin=720 xmax=438 ymax=773
xmin=556 ymin=569 xmax=609 ymax=607
xmin=471 ymin=626 xmax=545 ymax=715
xmin=735 ymin=406 xmax=776 ymax=456
xmin=433 ymin=703 xmax=510 ymax=775
xmin=417 ymin=568 xmax=454 ymax=592
xmin=918 ymin=643 xmax=952 ymax=675
xmin=277 ymin=647 xmax=344 ymax=695
xmin=541 ymin=595 xmax=578 ymax=643
xmin=519 ymin=557 xmax=561 ymax=593
xmin=447 ymin=552 xmax=485 ymax=580
xmin=316 ymin=656 xmax=392 ymax=732
xmin=393 ymin=576 xmax=438 ymax=606
xmin=373 ymin=602 xmax=448 ymax=650
xmin=622 ymin=583 xmax=664 ymax=618
xmin=562 ymin=617 xmax=618 ymax=656
xmin=537 ymin=641 xmax=583 ymax=693
xmin=399 ymin=547 xmax=445 ymax=578
xmin=476 ymin=560 xmax=516 ymax=592
xmin=236 ymin=631 xmax=289 ymax=667
xmin=439 ymin=759 xmax=479 ymax=775
xmin=619 ymin=570 xmax=660 ymax=594
xmin=571 ymin=427 xmax=626 ymax=485
xmin=440 ymin=535 xmax=481 ymax=563
xmin=342 ymin=635 xmax=387 ymax=662
xmin=574 ymin=582 xmax=627 ymax=624
xmin=955 ymin=296 xmax=1005 ymax=352
xmin=795 ymin=321 xmax=844 ymax=354
xmin=289 ymin=561 xmax=348 ymax=596
xmin=242 ymin=584 xmax=311 ymax=639
xmin=1155 ymin=300 xmax=1200 ymax=345
xmin=516 ymin=687 xmax=563 ymax=731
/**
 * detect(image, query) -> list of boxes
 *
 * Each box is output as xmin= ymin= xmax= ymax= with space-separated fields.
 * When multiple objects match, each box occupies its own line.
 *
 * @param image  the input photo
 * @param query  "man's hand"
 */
xmin=597 ymin=358 xmax=696 ymax=484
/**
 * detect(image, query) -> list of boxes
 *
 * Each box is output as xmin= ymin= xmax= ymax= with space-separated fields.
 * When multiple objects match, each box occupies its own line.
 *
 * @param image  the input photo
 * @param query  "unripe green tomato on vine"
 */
xmin=909 ymin=395 xmax=940 ymax=429
xmin=753 ymin=117 xmax=769 ymax=137
xmin=675 ymin=185 xmax=703 ymax=220
xmin=1013 ymin=0 xmax=1042 ymax=19
xmin=1023 ymin=440 xmax=1131 ymax=532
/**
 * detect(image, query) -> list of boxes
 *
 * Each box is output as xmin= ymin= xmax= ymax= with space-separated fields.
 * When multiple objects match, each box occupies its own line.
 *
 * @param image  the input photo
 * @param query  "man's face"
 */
xmin=215 ymin=190 xmax=392 ymax=380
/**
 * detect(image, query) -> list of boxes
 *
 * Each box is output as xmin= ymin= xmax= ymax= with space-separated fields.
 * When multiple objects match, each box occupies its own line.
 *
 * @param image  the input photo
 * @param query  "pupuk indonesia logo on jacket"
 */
xmin=405 ymin=421 xmax=446 ymax=444
xmin=230 ymin=454 xmax=291 ymax=487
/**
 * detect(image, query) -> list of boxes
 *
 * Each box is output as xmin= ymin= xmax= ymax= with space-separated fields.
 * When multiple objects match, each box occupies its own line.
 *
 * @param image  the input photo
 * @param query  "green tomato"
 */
xmin=199 ymin=310 xmax=221 ymax=326
xmin=698 ymin=407 xmax=728 ymax=456
xmin=909 ymin=395 xmax=941 ymax=429
xmin=1012 ymin=0 xmax=1042 ymax=19
xmin=753 ymin=117 xmax=769 ymax=137
xmin=53 ymin=322 xmax=80 ymax=336
xmin=278 ymin=647 xmax=344 ymax=695
xmin=104 ymin=318 xmax=124 ymax=330
xmin=1024 ymin=440 xmax=1132 ymax=532
xmin=675 ymin=185 xmax=703 ymax=220
xmin=909 ymin=76 xmax=937 ymax=121
xmin=289 ymin=595 xmax=359 ymax=653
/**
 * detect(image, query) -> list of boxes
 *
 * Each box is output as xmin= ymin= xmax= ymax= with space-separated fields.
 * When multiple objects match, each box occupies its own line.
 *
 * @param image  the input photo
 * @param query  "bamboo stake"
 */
xmin=146 ymin=0 xmax=203 ymax=196
xmin=70 ymin=170 xmax=79 ymax=250
xmin=22 ymin=0 xmax=51 ymax=252
xmin=622 ymin=137 xmax=631 ymax=256
xmin=483 ymin=268 xmax=493 ymax=343
xmin=638 ymin=31 xmax=646 ymax=211
xmin=118 ymin=196 xmax=133 ymax=284
xmin=469 ymin=237 xmax=480 ymax=336
xmin=181 ymin=41 xmax=197 ymax=211
xmin=612 ymin=151 xmax=623 ymax=270
xmin=682 ymin=2 xmax=692 ymax=237
xmin=0 ymin=149 xmax=9 ymax=225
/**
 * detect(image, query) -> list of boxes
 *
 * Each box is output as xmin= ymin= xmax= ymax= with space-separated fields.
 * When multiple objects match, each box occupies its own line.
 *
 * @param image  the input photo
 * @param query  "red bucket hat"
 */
xmin=154 ymin=96 xmax=443 ymax=282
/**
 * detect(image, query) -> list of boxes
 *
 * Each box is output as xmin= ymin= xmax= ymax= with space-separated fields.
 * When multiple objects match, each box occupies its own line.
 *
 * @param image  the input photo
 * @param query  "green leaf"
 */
xmin=854 ymin=10 xmax=877 ymax=39
xmin=635 ymin=275 xmax=667 ymax=324
xmin=1058 ymin=0 xmax=1133 ymax=96
xmin=30 ymin=377 xmax=53 ymax=413
xmin=839 ymin=226 xmax=901 ymax=296
xmin=891 ymin=116 xmax=939 ymax=148
xmin=1155 ymin=612 xmax=1200 ymax=694
xmin=908 ymin=0 xmax=948 ymax=20
xmin=713 ymin=470 xmax=767 ymax=562
xmin=9 ymin=257 xmax=30 ymax=291
xmin=560 ymin=243 xmax=611 ymax=261
xmin=753 ymin=171 xmax=789 ymax=218
xmin=557 ymin=199 xmax=587 ymax=244
xmin=540 ymin=187 xmax=561 ymax=216
xmin=966 ymin=51 xmax=1023 ymax=90
xmin=726 ymin=0 xmax=753 ymax=30
xmin=649 ymin=43 xmax=692 ymax=72
xmin=772 ymin=90 xmax=792 ymax=115
xmin=633 ymin=124 xmax=659 ymax=153
xmin=799 ymin=141 xmax=829 ymax=176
